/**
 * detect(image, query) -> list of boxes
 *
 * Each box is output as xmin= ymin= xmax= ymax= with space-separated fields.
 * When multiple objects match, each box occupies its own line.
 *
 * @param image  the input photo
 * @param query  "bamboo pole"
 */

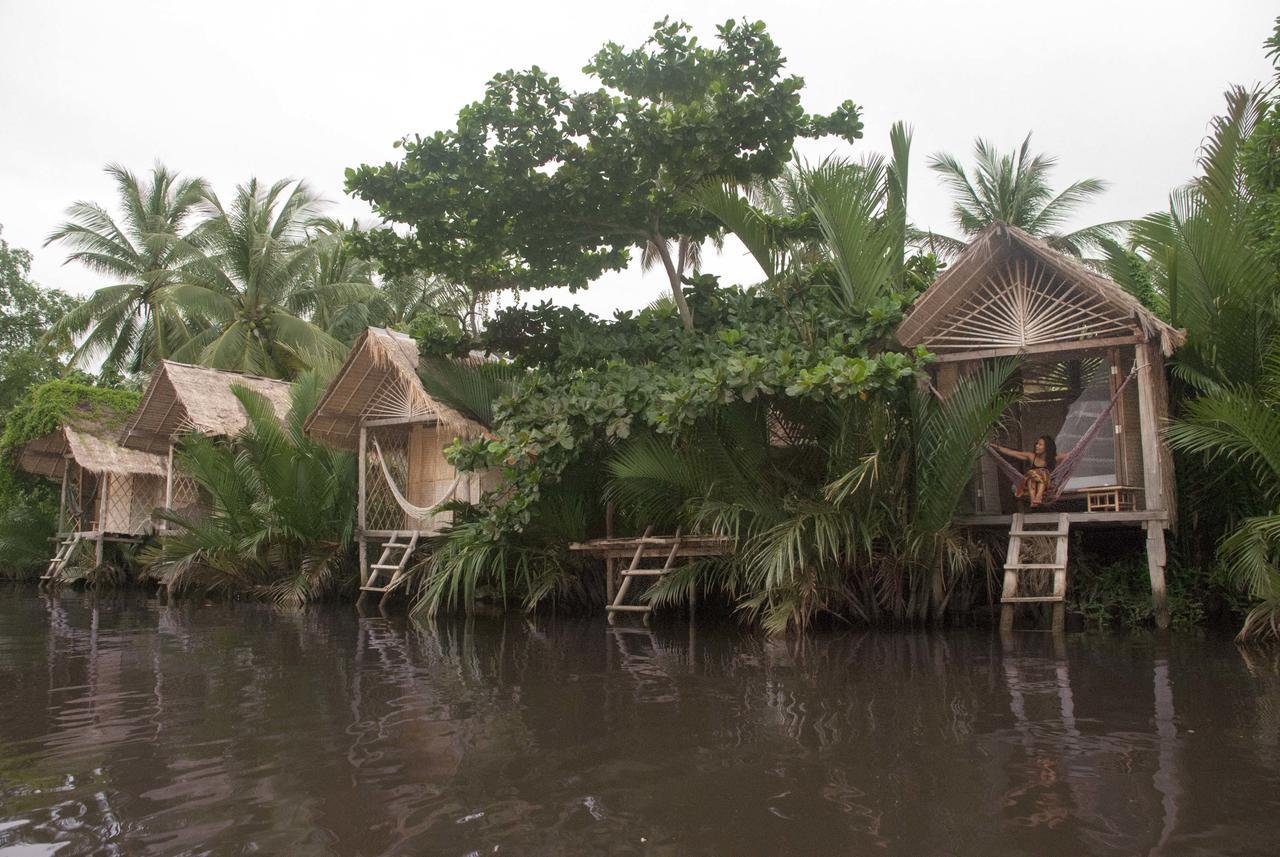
xmin=605 ymin=501 xmax=615 ymax=605
xmin=1135 ymin=342 xmax=1170 ymax=628
xmin=358 ymin=424 xmax=369 ymax=588
xmin=58 ymin=465 xmax=68 ymax=534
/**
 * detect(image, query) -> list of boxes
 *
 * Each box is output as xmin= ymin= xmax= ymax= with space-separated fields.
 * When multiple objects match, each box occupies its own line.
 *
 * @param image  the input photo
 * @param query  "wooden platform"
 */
xmin=957 ymin=510 xmax=1167 ymax=528
xmin=569 ymin=534 xmax=735 ymax=560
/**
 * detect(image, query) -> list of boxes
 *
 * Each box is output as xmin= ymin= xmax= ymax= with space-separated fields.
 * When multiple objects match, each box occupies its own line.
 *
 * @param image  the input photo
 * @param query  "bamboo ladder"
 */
xmin=39 ymin=534 xmax=82 ymax=586
xmin=359 ymin=531 xmax=420 ymax=607
xmin=606 ymin=526 xmax=682 ymax=624
xmin=1000 ymin=512 xmax=1070 ymax=632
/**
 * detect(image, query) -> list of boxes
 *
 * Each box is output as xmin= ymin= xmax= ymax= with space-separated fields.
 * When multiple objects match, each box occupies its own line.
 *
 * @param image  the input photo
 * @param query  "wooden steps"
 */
xmin=606 ymin=526 xmax=682 ymax=624
xmin=1000 ymin=512 xmax=1070 ymax=632
xmin=359 ymin=531 xmax=419 ymax=607
xmin=40 ymin=535 xmax=82 ymax=586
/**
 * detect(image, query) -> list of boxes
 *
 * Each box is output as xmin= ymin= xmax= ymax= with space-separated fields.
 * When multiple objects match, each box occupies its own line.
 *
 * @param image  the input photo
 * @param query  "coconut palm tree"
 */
xmin=927 ymin=134 xmax=1120 ymax=257
xmin=45 ymin=163 xmax=207 ymax=373
xmin=170 ymin=178 xmax=368 ymax=378
xmin=287 ymin=218 xmax=379 ymax=345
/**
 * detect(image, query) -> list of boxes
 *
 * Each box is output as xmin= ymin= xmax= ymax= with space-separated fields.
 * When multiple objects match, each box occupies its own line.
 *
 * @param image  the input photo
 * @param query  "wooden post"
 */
xmin=1146 ymin=521 xmax=1170 ymax=629
xmin=58 ymin=465 xmax=68 ymax=534
xmin=358 ymin=425 xmax=368 ymax=588
xmin=605 ymin=501 xmax=616 ymax=605
xmin=1135 ymin=342 xmax=1170 ymax=628
xmin=164 ymin=444 xmax=175 ymax=510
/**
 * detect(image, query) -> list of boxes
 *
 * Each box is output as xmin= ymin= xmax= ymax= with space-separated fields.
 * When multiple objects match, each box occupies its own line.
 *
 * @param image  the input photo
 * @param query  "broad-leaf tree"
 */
xmin=0 ymin=226 xmax=78 ymax=414
xmin=45 ymin=163 xmax=207 ymax=372
xmin=346 ymin=18 xmax=864 ymax=331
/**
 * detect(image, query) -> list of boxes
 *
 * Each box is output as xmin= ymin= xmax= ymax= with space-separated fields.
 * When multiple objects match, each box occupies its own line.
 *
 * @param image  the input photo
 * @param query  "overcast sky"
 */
xmin=2 ymin=0 xmax=1276 ymax=317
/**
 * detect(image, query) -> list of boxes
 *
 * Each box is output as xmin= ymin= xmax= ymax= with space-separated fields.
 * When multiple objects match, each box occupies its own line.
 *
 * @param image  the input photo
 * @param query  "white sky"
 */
xmin=1 ymin=0 xmax=1276 ymax=318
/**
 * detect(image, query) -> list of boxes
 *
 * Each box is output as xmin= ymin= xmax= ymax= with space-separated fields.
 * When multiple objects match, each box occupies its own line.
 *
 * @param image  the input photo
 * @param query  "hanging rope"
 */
xmin=370 ymin=437 xmax=463 ymax=520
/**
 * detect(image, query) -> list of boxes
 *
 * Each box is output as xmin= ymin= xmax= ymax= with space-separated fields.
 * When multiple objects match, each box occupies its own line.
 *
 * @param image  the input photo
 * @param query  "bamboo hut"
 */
xmin=17 ymin=403 xmax=167 ymax=575
xmin=118 ymin=361 xmax=293 ymax=527
xmin=896 ymin=222 xmax=1185 ymax=627
xmin=304 ymin=327 xmax=495 ymax=597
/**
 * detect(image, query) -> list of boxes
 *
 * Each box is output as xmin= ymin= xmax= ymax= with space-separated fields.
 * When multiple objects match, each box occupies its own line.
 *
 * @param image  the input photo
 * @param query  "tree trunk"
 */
xmin=651 ymin=232 xmax=695 ymax=332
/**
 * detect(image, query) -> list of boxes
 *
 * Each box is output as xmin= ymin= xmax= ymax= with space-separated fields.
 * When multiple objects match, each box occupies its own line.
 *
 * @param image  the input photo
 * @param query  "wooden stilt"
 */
xmin=1146 ymin=521 xmax=1170 ymax=629
xmin=605 ymin=502 xmax=616 ymax=605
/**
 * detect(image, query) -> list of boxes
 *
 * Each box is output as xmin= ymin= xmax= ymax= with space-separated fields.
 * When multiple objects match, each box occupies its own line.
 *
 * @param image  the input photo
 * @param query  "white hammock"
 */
xmin=370 ymin=437 xmax=463 ymax=520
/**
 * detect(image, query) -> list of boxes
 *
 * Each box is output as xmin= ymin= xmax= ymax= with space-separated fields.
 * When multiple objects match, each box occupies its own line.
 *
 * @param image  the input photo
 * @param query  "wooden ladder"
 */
xmin=40 ymin=535 xmax=81 ymax=586
xmin=360 ymin=531 xmax=420 ymax=607
xmin=1000 ymin=512 xmax=1070 ymax=632
xmin=606 ymin=526 xmax=681 ymax=624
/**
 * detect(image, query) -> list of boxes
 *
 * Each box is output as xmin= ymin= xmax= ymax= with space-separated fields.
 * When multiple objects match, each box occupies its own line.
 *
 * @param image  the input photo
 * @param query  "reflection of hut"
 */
xmin=305 ymin=328 xmax=493 ymax=597
xmin=17 ymin=402 xmax=166 ymax=574
xmin=118 ymin=361 xmax=293 ymax=527
xmin=896 ymin=223 xmax=1185 ymax=626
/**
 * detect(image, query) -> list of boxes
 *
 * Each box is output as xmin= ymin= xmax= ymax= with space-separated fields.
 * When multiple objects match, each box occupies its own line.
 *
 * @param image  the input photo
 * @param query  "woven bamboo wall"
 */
xmin=102 ymin=473 xmax=164 ymax=534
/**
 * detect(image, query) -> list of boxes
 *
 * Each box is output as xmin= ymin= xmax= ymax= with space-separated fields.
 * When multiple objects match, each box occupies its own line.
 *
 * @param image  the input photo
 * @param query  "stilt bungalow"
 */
xmin=895 ymin=222 xmax=1185 ymax=628
xmin=118 ymin=361 xmax=293 ymax=528
xmin=304 ymin=327 xmax=494 ymax=601
xmin=16 ymin=402 xmax=167 ymax=579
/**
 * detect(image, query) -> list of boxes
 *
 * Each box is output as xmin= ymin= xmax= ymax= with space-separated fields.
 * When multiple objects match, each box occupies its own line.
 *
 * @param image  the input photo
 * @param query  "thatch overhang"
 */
xmin=119 ymin=361 xmax=294 ymax=454
xmin=18 ymin=409 xmax=166 ymax=481
xmin=896 ymin=222 xmax=1185 ymax=358
xmin=304 ymin=327 xmax=484 ymax=451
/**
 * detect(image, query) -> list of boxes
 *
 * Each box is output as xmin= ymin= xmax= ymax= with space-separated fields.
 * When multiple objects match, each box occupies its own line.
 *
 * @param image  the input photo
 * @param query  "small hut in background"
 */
xmin=305 ymin=327 xmax=493 ymax=599
xmin=118 ymin=361 xmax=293 ymax=527
xmin=16 ymin=400 xmax=167 ymax=576
xmin=896 ymin=222 xmax=1185 ymax=628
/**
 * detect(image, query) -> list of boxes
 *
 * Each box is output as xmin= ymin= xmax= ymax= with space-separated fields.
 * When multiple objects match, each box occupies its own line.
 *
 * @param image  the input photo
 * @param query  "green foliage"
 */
xmin=169 ymin=179 xmax=375 ymax=378
xmin=0 ymin=226 xmax=79 ymax=415
xmin=143 ymin=371 xmax=358 ymax=604
xmin=1069 ymin=559 xmax=1211 ymax=632
xmin=0 ymin=379 xmax=140 ymax=457
xmin=346 ymin=17 xmax=863 ymax=329
xmin=927 ymin=133 xmax=1120 ymax=256
xmin=417 ymin=356 xmax=521 ymax=429
xmin=45 ymin=163 xmax=208 ymax=373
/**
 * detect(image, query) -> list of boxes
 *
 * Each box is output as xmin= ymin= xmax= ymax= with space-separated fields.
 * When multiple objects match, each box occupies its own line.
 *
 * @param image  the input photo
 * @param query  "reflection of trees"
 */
xmin=5 ymin=593 xmax=1280 ymax=855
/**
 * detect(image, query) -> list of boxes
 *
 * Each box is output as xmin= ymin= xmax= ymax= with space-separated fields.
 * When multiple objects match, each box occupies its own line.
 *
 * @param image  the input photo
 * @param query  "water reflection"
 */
xmin=0 ymin=589 xmax=1277 ymax=856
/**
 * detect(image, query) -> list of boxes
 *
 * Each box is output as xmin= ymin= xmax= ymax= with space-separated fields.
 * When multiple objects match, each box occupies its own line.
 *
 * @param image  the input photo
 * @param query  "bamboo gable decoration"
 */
xmin=17 ymin=403 xmax=167 ymax=573
xmin=119 ymin=361 xmax=294 ymax=529
xmin=304 ymin=328 xmax=497 ymax=601
xmin=896 ymin=222 xmax=1186 ymax=629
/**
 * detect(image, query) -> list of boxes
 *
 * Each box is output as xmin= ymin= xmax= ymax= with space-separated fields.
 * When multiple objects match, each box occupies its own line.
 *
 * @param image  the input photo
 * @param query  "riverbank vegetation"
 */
xmin=3 ymin=18 xmax=1280 ymax=639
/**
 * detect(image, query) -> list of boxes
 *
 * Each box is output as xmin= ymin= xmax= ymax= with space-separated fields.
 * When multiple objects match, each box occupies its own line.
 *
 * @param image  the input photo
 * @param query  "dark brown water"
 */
xmin=1 ymin=590 xmax=1278 ymax=857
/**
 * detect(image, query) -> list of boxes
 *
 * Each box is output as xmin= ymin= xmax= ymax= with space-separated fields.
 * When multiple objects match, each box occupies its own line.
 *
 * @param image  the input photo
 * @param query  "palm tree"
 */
xmin=145 ymin=371 xmax=358 ymax=604
xmin=927 ymin=134 xmax=1120 ymax=257
xmin=45 ymin=163 xmax=207 ymax=373
xmin=1129 ymin=87 xmax=1274 ymax=390
xmin=287 ymin=218 xmax=378 ymax=345
xmin=1165 ymin=345 xmax=1280 ymax=641
xmin=170 ymin=178 xmax=368 ymax=378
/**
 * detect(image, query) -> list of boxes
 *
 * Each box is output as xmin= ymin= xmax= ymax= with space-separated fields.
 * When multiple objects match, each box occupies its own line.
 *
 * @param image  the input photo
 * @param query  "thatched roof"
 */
xmin=18 ymin=407 xmax=166 ymax=480
xmin=119 ymin=361 xmax=294 ymax=454
xmin=896 ymin=222 xmax=1185 ymax=357
xmin=305 ymin=327 xmax=484 ymax=451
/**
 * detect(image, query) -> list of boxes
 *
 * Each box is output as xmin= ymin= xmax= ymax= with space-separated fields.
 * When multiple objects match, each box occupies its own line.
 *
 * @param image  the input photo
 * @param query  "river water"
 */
xmin=0 ymin=590 xmax=1277 ymax=856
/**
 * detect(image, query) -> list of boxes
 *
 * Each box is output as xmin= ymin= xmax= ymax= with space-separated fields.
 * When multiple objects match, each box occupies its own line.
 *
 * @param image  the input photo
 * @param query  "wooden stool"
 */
xmin=1082 ymin=485 xmax=1140 ymax=512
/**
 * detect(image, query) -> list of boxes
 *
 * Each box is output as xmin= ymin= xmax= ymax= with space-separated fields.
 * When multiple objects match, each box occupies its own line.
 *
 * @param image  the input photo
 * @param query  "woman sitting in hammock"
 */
xmin=990 ymin=436 xmax=1057 ymax=508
